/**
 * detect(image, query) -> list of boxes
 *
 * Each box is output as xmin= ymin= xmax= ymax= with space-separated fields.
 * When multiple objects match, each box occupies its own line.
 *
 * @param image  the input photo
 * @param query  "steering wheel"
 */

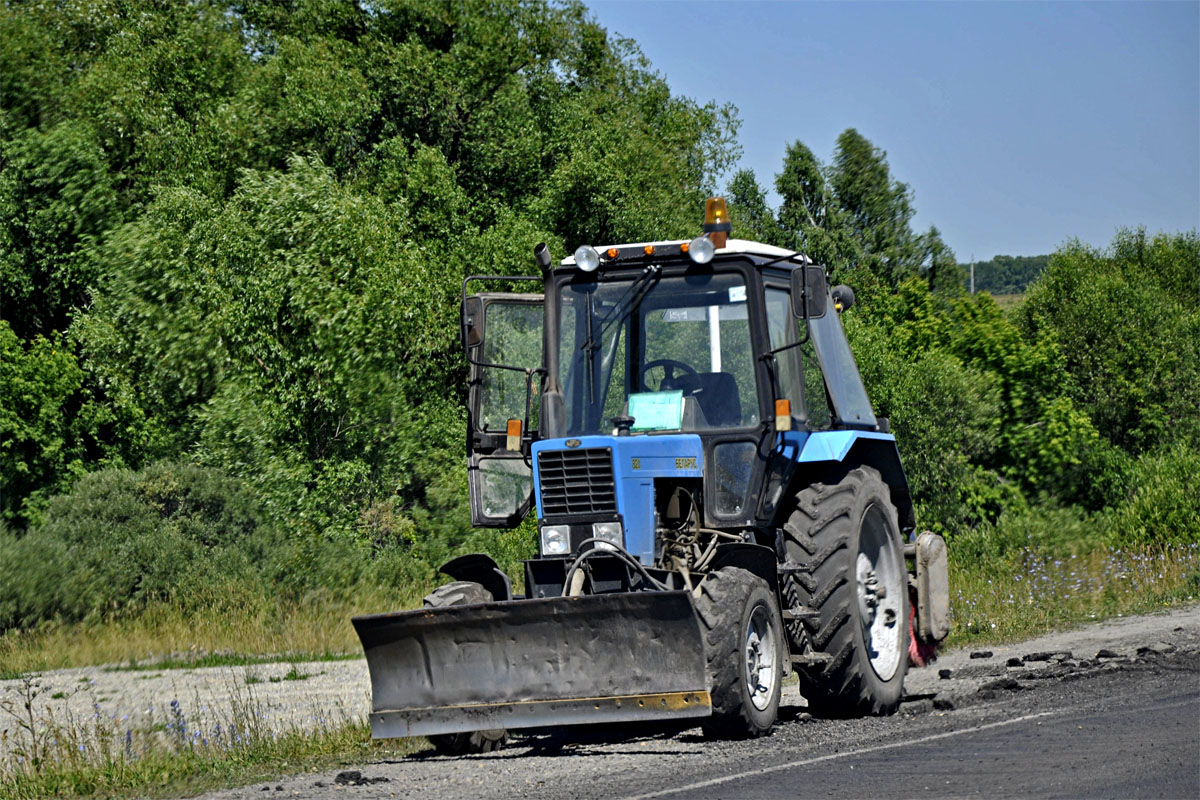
xmin=641 ymin=359 xmax=697 ymax=391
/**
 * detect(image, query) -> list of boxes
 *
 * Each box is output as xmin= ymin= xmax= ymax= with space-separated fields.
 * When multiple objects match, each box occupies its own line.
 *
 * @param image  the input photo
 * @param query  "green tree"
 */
xmin=0 ymin=121 xmax=118 ymax=339
xmin=729 ymin=130 xmax=926 ymax=283
xmin=1019 ymin=230 xmax=1200 ymax=454
xmin=965 ymin=254 xmax=1050 ymax=295
xmin=726 ymin=168 xmax=780 ymax=245
xmin=774 ymin=139 xmax=860 ymax=273
xmin=827 ymin=128 xmax=919 ymax=284
xmin=3 ymin=0 xmax=742 ymax=542
xmin=0 ymin=321 xmax=130 ymax=526
xmin=919 ymin=225 xmax=963 ymax=295
xmin=776 ymin=140 xmax=827 ymax=233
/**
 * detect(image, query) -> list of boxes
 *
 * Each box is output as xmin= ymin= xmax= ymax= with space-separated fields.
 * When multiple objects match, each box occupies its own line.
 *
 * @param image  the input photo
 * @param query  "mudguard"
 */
xmin=352 ymin=591 xmax=712 ymax=739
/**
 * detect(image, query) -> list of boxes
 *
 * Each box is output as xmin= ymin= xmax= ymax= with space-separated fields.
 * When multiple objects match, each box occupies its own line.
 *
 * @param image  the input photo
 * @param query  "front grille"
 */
xmin=538 ymin=447 xmax=616 ymax=516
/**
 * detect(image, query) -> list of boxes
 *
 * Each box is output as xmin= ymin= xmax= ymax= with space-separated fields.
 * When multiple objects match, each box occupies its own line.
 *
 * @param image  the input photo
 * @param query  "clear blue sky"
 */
xmin=585 ymin=0 xmax=1200 ymax=261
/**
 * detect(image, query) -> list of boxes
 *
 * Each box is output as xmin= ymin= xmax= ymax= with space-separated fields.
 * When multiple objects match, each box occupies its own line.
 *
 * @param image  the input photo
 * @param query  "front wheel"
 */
xmin=695 ymin=567 xmax=784 ymax=739
xmin=422 ymin=581 xmax=509 ymax=755
xmin=783 ymin=466 xmax=910 ymax=717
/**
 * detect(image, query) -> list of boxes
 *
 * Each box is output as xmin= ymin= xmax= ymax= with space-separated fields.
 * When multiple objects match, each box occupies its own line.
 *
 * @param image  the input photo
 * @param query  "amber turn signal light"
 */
xmin=775 ymin=399 xmax=792 ymax=432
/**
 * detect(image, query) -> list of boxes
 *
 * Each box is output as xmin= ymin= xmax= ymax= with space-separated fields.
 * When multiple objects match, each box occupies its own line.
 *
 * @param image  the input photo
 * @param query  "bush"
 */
xmin=0 ymin=456 xmax=500 ymax=631
xmin=846 ymin=312 xmax=1018 ymax=532
xmin=1102 ymin=445 xmax=1200 ymax=548
xmin=0 ymin=461 xmax=272 ymax=629
xmin=1019 ymin=231 xmax=1200 ymax=454
xmin=1003 ymin=394 xmax=1131 ymax=511
xmin=0 ymin=322 xmax=85 ymax=526
xmin=951 ymin=505 xmax=1099 ymax=565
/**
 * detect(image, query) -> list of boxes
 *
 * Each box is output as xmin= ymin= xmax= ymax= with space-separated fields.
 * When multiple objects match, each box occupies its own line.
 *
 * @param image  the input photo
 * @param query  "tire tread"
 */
xmin=781 ymin=466 xmax=909 ymax=718
xmin=696 ymin=568 xmax=782 ymax=740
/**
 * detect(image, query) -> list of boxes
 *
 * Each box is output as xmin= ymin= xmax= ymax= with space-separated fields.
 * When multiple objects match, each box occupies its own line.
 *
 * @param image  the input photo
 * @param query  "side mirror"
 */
xmin=462 ymin=296 xmax=483 ymax=349
xmin=790 ymin=265 xmax=828 ymax=318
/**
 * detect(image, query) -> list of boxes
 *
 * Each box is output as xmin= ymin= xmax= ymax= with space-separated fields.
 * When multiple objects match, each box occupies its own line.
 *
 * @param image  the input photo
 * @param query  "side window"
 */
xmin=479 ymin=301 xmax=542 ymax=430
xmin=466 ymin=294 xmax=541 ymax=528
xmin=809 ymin=308 xmax=876 ymax=428
xmin=764 ymin=287 xmax=803 ymax=419
xmin=800 ymin=338 xmax=832 ymax=428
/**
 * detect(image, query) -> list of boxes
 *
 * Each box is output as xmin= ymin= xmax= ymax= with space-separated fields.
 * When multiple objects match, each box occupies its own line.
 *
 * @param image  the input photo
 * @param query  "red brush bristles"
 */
xmin=908 ymin=601 xmax=940 ymax=667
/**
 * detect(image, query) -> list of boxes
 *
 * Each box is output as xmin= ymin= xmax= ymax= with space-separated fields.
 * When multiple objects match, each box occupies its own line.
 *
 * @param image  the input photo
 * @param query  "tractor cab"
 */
xmin=461 ymin=201 xmax=890 ymax=563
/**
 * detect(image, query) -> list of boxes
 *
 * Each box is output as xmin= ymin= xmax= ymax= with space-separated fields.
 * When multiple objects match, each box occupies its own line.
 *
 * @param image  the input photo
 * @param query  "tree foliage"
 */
xmin=0 ymin=2 xmax=1195 ymax=634
xmin=0 ymin=0 xmax=739 ymax=540
xmin=827 ymin=129 xmax=919 ymax=282
xmin=964 ymin=254 xmax=1049 ymax=295
xmin=1018 ymin=229 xmax=1200 ymax=454
xmin=0 ymin=323 xmax=85 ymax=524
xmin=727 ymin=132 xmax=1195 ymax=542
xmin=845 ymin=229 xmax=1197 ymax=535
xmin=731 ymin=128 xmax=951 ymax=287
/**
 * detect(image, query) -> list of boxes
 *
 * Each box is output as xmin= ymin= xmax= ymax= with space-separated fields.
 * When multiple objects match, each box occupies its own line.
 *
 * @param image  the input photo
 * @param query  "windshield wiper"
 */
xmin=579 ymin=264 xmax=662 ymax=406
xmin=581 ymin=264 xmax=662 ymax=355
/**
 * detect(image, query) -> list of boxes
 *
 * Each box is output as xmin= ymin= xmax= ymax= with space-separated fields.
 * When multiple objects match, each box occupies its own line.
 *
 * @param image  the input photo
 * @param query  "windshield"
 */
xmin=557 ymin=270 xmax=760 ymax=436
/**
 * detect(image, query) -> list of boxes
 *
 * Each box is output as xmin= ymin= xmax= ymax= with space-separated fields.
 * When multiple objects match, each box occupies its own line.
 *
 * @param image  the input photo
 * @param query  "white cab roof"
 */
xmin=560 ymin=239 xmax=812 ymax=266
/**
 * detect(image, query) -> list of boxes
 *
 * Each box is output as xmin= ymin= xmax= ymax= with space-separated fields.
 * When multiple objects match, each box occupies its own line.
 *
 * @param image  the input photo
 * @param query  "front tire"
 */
xmin=783 ymin=466 xmax=910 ymax=717
xmin=695 ymin=567 xmax=784 ymax=739
xmin=422 ymin=581 xmax=509 ymax=755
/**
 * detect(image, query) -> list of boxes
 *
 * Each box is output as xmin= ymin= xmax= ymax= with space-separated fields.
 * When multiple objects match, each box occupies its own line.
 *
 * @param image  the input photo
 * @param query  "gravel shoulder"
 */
xmin=0 ymin=658 xmax=370 ymax=758
xmin=897 ymin=605 xmax=1200 ymax=712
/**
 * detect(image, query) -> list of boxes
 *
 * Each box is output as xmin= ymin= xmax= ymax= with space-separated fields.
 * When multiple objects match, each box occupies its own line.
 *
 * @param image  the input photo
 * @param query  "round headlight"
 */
xmin=574 ymin=245 xmax=601 ymax=273
xmin=540 ymin=525 xmax=569 ymax=555
xmin=591 ymin=521 xmax=623 ymax=552
xmin=687 ymin=235 xmax=715 ymax=265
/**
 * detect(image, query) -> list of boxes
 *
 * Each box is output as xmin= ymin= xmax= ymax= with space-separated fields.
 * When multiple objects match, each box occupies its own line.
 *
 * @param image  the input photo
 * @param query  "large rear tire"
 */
xmin=421 ymin=581 xmax=509 ymax=755
xmin=695 ymin=567 xmax=783 ymax=739
xmin=783 ymin=466 xmax=910 ymax=717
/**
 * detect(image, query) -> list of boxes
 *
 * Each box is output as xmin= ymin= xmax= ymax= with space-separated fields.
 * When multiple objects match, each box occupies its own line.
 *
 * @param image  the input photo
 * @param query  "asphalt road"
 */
xmin=208 ymin=607 xmax=1200 ymax=800
xmin=633 ymin=662 xmax=1199 ymax=800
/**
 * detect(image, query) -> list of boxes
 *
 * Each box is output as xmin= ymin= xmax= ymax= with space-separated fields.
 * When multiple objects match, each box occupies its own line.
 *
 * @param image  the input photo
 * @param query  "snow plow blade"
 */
xmin=352 ymin=591 xmax=711 ymax=739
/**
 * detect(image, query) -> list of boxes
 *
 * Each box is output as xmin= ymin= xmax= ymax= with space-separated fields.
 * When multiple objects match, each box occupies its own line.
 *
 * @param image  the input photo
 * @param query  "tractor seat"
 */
xmin=664 ymin=372 xmax=742 ymax=428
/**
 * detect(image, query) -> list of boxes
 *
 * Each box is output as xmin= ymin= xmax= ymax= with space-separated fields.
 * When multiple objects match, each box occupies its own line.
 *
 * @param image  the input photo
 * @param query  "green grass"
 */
xmin=0 ymin=682 xmax=418 ymax=800
xmin=987 ymin=292 xmax=1024 ymax=310
xmin=946 ymin=541 xmax=1200 ymax=647
xmin=0 ymin=580 xmax=430 ymax=679
xmin=102 ymin=652 xmax=357 ymax=673
xmin=0 ymin=666 xmax=43 ymax=682
xmin=0 ymin=584 xmax=432 ymax=798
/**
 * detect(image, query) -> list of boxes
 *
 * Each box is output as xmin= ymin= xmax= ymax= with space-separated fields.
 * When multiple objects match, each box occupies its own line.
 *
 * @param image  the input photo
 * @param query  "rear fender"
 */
xmin=842 ymin=437 xmax=915 ymax=532
xmin=760 ymin=430 xmax=915 ymax=532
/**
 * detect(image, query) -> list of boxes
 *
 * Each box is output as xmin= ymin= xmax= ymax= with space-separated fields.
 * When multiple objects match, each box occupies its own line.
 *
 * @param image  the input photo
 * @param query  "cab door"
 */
xmin=463 ymin=291 xmax=544 ymax=527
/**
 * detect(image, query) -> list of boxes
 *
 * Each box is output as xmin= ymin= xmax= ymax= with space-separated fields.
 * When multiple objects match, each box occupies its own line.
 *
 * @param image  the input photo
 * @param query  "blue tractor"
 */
xmin=353 ymin=200 xmax=950 ymax=753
